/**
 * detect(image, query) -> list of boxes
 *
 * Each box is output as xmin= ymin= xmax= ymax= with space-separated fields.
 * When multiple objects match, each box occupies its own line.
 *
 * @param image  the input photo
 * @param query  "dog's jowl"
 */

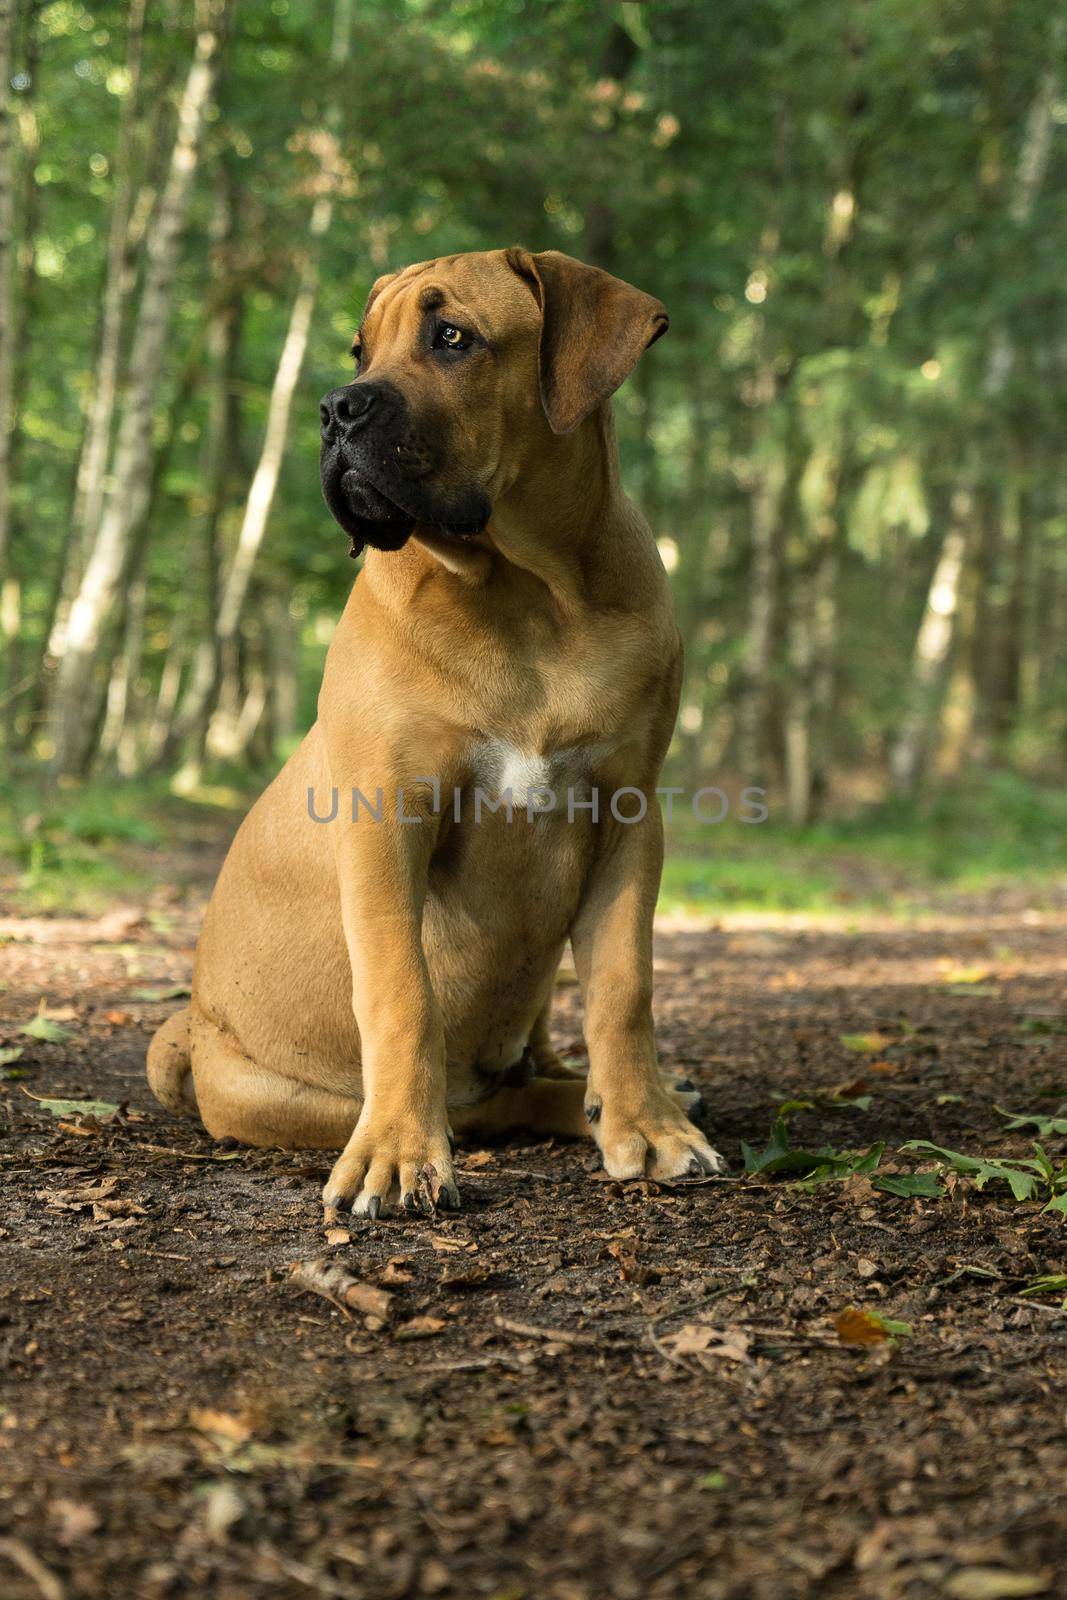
xmin=146 ymin=247 xmax=725 ymax=1214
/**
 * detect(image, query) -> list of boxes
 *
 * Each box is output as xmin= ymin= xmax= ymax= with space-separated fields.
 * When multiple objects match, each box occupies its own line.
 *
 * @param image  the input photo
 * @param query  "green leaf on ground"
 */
xmin=873 ymin=1171 xmax=944 ymax=1198
xmin=899 ymin=1141 xmax=1053 ymax=1203
xmin=996 ymin=1106 xmax=1067 ymax=1136
xmin=741 ymin=1110 xmax=883 ymax=1187
xmin=20 ymin=1014 xmax=73 ymax=1044
xmin=130 ymin=985 xmax=191 ymax=1002
xmin=1018 ymin=1274 xmax=1067 ymax=1307
xmin=839 ymin=1032 xmax=891 ymax=1054
xmin=21 ymin=1089 xmax=119 ymax=1119
xmin=0 ymin=1046 xmax=25 ymax=1066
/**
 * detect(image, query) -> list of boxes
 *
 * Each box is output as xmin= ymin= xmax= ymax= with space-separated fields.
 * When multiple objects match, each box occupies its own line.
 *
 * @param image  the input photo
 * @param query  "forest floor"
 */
xmin=1 ymin=813 xmax=1065 ymax=1600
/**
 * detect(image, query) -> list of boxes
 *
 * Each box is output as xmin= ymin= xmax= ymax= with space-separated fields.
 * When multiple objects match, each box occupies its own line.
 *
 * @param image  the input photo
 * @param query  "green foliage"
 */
xmin=741 ymin=1108 xmax=885 ymax=1188
xmin=900 ymin=1140 xmax=1067 ymax=1211
xmin=4 ymin=1 xmax=1067 ymax=831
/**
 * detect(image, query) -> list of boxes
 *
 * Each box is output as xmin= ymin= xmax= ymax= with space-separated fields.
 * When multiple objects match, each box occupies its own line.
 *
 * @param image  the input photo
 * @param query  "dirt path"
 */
xmin=1 ymin=866 xmax=1065 ymax=1599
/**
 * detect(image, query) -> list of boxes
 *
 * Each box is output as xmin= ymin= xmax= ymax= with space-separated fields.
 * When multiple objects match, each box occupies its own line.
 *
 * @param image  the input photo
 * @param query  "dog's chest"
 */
xmin=470 ymin=737 xmax=614 ymax=807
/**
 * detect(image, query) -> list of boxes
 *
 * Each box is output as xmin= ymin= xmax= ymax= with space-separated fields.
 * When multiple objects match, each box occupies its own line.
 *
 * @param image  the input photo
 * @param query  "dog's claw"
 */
xmin=402 ymin=1191 xmax=418 ymax=1214
xmin=585 ymin=1100 xmax=602 ymax=1124
xmin=367 ymin=1195 xmax=382 ymax=1220
xmin=676 ymin=1079 xmax=695 ymax=1093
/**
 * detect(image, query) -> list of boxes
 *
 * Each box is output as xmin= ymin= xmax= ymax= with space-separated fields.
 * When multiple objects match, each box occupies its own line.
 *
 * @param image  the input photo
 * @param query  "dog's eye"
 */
xmin=434 ymin=323 xmax=471 ymax=352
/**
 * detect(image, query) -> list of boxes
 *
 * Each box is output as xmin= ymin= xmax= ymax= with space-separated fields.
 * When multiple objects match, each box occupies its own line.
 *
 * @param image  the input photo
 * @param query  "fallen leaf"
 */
xmin=663 ymin=1323 xmax=751 ymax=1364
xmin=939 ymin=964 xmax=991 ymax=986
xmin=438 ymin=1260 xmax=497 ymax=1290
xmin=130 ymin=985 xmax=192 ymax=1002
xmin=325 ymin=1227 xmax=351 ymax=1247
xmin=394 ymin=1315 xmax=446 ymax=1340
xmin=381 ymin=1256 xmax=414 ymax=1285
xmin=429 ymin=1235 xmax=477 ymax=1254
xmin=49 ymin=1498 xmax=101 ymax=1546
xmin=944 ymin=1568 xmax=1051 ymax=1599
xmin=189 ymin=1408 xmax=253 ymax=1444
xmin=839 ymin=1032 xmax=891 ymax=1054
xmin=834 ymin=1308 xmax=889 ymax=1346
xmin=21 ymin=1090 xmax=120 ymax=1119
xmin=20 ymin=1014 xmax=73 ymax=1044
xmin=103 ymin=1010 xmax=133 ymax=1026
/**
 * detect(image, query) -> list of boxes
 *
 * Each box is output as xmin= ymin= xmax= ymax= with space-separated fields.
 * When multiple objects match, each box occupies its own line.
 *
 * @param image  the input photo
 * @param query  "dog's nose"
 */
xmin=319 ymin=384 xmax=378 ymax=443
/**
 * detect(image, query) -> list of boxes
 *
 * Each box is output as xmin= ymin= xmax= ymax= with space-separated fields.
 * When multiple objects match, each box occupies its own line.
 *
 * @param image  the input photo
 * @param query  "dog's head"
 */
xmin=319 ymin=248 xmax=668 ymax=556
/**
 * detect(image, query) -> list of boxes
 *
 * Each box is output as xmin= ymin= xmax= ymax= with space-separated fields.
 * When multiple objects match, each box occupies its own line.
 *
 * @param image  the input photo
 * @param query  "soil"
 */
xmin=1 ymin=829 xmax=1065 ymax=1600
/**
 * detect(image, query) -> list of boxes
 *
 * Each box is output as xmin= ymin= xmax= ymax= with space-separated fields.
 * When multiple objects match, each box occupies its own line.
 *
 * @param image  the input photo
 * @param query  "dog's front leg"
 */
xmin=571 ymin=805 xmax=725 ymax=1182
xmin=322 ymin=779 xmax=458 ymax=1217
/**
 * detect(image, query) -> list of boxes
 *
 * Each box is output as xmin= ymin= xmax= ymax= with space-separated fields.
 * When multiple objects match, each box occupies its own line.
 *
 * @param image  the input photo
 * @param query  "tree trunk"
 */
xmin=890 ymin=487 xmax=972 ymax=795
xmin=179 ymin=0 xmax=352 ymax=774
xmin=99 ymin=571 xmax=147 ymax=769
xmin=155 ymin=161 xmax=244 ymax=775
xmin=47 ymin=2 xmax=227 ymax=776
xmin=69 ymin=0 xmax=148 ymax=554
xmin=0 ymin=0 xmax=17 ymax=723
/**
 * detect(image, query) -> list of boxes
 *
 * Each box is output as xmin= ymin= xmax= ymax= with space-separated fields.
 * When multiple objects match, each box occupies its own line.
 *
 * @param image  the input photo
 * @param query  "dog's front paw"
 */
xmin=585 ymin=1086 xmax=726 ymax=1182
xmin=323 ymin=1114 xmax=459 ymax=1217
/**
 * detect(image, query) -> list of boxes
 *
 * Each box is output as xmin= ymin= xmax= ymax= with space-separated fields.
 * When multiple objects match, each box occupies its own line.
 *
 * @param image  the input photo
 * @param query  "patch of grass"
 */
xmin=0 ymin=770 xmax=251 ymax=914
xmin=660 ymin=771 xmax=1067 ymax=917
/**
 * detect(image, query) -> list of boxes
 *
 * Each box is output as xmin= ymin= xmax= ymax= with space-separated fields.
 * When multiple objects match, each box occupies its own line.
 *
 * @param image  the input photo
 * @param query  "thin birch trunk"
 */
xmin=99 ymin=571 xmax=147 ymax=767
xmin=44 ymin=87 xmax=174 ymax=677
xmin=179 ymin=0 xmax=352 ymax=772
xmin=893 ymin=39 xmax=1060 ymax=793
xmin=738 ymin=428 xmax=785 ymax=780
xmin=70 ymin=0 xmax=147 ymax=550
xmin=48 ymin=3 xmax=227 ymax=776
xmin=890 ymin=490 xmax=972 ymax=794
xmin=0 ymin=0 xmax=17 ymax=721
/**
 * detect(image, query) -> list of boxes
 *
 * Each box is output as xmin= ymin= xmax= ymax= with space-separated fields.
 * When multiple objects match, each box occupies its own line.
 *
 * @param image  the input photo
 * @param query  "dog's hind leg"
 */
xmin=190 ymin=1016 xmax=361 ymax=1151
xmin=147 ymin=1006 xmax=196 ymax=1113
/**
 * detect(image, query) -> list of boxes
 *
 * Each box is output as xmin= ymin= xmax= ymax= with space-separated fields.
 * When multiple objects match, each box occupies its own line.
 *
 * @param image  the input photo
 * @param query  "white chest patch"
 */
xmin=472 ymin=738 xmax=613 ymax=808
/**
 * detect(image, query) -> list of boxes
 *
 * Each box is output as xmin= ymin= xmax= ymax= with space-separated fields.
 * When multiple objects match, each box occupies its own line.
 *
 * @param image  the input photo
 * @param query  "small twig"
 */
xmin=494 ymin=1315 xmax=603 ymax=1348
xmin=138 ymin=1143 xmax=245 ymax=1163
xmin=288 ymin=1257 xmax=392 ymax=1320
xmin=0 ymin=1539 xmax=65 ymax=1600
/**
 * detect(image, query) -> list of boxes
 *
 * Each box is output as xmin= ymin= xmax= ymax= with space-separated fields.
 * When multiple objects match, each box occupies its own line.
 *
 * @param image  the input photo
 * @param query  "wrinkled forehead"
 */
xmin=359 ymin=251 xmax=535 ymax=345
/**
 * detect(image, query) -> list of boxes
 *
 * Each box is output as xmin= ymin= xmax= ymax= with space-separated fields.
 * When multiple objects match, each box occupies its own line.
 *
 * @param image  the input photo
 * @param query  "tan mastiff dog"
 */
xmin=147 ymin=247 xmax=725 ymax=1215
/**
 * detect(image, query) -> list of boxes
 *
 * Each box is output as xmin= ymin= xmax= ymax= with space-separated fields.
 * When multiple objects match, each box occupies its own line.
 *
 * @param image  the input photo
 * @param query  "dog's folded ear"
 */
xmin=505 ymin=248 xmax=668 ymax=435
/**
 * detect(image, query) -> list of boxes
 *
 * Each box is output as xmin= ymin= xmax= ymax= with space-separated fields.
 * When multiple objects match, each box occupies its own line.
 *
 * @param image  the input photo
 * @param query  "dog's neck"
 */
xmin=363 ymin=405 xmax=633 ymax=613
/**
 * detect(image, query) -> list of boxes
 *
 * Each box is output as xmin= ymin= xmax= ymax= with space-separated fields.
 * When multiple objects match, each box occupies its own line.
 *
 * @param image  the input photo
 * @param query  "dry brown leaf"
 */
xmin=189 ymin=1408 xmax=253 ymax=1444
xmin=834 ymin=1307 xmax=888 ymax=1346
xmin=49 ymin=1498 xmax=101 ymax=1546
xmin=394 ymin=1315 xmax=446 ymax=1341
xmin=325 ymin=1227 xmax=351 ymax=1247
xmin=663 ymin=1323 xmax=751 ymax=1364
xmin=381 ymin=1256 xmax=414 ymax=1285
xmin=104 ymin=1010 xmax=133 ymax=1026
xmin=429 ymin=1235 xmax=477 ymax=1254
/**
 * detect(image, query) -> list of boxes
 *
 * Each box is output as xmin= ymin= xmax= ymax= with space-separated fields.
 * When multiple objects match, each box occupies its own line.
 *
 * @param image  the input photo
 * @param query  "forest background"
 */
xmin=3 ymin=0 xmax=1066 ymax=916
